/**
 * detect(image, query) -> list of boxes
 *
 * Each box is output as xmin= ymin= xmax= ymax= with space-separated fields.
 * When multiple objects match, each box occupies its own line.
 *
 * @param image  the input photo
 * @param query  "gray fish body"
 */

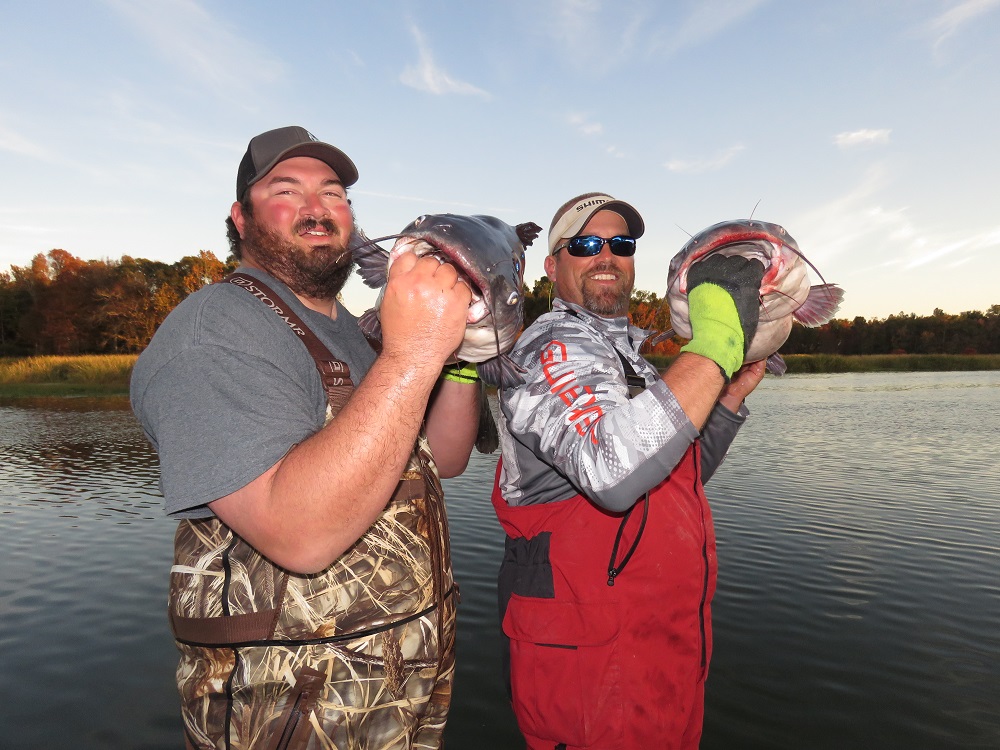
xmin=666 ymin=219 xmax=844 ymax=374
xmin=354 ymin=213 xmax=541 ymax=388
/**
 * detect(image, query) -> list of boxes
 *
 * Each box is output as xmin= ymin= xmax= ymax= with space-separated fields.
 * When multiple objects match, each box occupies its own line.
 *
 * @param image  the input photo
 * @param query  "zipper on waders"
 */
xmin=274 ymin=688 xmax=311 ymax=750
xmin=693 ymin=450 xmax=710 ymax=674
xmin=271 ymin=667 xmax=327 ymax=750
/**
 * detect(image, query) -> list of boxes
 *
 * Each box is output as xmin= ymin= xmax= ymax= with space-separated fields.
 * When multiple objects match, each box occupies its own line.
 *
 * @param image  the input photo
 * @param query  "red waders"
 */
xmin=492 ymin=444 xmax=717 ymax=750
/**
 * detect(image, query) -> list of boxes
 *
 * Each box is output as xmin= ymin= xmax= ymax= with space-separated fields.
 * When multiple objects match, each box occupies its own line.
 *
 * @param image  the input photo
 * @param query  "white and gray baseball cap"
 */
xmin=547 ymin=192 xmax=645 ymax=255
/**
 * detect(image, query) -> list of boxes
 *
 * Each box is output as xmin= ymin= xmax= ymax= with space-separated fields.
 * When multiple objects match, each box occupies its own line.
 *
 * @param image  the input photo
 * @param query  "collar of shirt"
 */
xmin=551 ymin=298 xmax=654 ymax=353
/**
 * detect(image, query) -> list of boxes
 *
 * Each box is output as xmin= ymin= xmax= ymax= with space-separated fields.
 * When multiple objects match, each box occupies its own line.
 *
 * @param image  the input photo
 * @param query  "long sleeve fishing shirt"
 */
xmin=497 ymin=298 xmax=747 ymax=512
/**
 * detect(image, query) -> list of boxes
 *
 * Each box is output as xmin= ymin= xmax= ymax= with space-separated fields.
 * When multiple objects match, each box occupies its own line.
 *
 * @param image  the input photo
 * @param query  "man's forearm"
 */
xmin=209 ymin=350 xmax=442 ymax=573
xmin=661 ymin=352 xmax=727 ymax=430
xmin=424 ymin=378 xmax=479 ymax=477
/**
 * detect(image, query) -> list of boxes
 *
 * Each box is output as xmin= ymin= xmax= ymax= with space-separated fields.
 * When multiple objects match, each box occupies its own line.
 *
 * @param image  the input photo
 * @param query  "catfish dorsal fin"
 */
xmin=516 ymin=222 xmax=543 ymax=247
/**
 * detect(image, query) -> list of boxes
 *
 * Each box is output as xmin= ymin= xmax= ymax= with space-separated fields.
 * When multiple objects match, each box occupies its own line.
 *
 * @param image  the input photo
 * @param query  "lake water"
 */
xmin=1 ymin=372 xmax=998 ymax=749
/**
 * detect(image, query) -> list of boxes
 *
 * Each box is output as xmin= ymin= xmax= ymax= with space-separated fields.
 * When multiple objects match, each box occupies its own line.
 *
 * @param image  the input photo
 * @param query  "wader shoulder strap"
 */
xmin=223 ymin=273 xmax=354 ymax=414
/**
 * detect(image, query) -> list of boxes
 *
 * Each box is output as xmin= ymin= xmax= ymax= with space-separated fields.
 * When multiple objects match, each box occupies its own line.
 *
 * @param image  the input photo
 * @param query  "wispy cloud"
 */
xmin=543 ymin=1 xmax=650 ymax=72
xmin=924 ymin=0 xmax=1000 ymax=57
xmin=664 ymin=144 xmax=744 ymax=174
xmin=648 ymin=0 xmax=771 ymax=56
xmin=548 ymin=0 xmax=603 ymax=46
xmin=0 ymin=122 xmax=52 ymax=161
xmin=904 ymin=227 xmax=1000 ymax=269
xmin=101 ymin=0 xmax=283 ymax=99
xmin=834 ymin=129 xmax=892 ymax=150
xmin=400 ymin=24 xmax=491 ymax=98
xmin=796 ymin=165 xmax=1000 ymax=275
xmin=568 ymin=113 xmax=604 ymax=137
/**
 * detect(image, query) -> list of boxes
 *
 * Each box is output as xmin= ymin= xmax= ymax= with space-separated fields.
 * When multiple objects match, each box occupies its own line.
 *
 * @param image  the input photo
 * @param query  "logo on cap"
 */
xmin=575 ymin=198 xmax=608 ymax=212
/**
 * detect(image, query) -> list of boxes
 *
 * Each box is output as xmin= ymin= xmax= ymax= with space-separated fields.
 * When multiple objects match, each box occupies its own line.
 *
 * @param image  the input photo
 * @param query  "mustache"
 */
xmin=295 ymin=217 xmax=339 ymax=235
xmin=587 ymin=260 xmax=624 ymax=276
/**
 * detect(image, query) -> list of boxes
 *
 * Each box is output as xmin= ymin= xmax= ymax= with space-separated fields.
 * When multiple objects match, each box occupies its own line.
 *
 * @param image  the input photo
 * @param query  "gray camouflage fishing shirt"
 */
xmin=497 ymin=298 xmax=748 ymax=512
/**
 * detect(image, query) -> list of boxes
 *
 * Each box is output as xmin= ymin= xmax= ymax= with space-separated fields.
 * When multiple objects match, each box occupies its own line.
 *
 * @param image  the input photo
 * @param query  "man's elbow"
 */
xmin=436 ymin=454 xmax=471 ymax=479
xmin=263 ymin=538 xmax=349 ymax=576
xmin=589 ymin=487 xmax=640 ymax=514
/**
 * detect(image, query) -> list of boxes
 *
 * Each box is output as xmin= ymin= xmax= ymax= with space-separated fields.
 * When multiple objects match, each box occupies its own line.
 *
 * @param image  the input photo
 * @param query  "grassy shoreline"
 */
xmin=645 ymin=353 xmax=1000 ymax=373
xmin=0 ymin=355 xmax=136 ymax=397
xmin=2 ymin=353 xmax=999 ymax=398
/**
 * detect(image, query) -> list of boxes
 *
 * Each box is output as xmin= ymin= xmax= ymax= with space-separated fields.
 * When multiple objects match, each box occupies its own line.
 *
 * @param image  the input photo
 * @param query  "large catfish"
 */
xmin=353 ymin=214 xmax=541 ymax=388
xmin=665 ymin=219 xmax=844 ymax=375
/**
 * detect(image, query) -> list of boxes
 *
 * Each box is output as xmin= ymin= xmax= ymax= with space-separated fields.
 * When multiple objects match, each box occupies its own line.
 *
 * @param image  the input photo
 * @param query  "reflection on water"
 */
xmin=1 ymin=374 xmax=999 ymax=749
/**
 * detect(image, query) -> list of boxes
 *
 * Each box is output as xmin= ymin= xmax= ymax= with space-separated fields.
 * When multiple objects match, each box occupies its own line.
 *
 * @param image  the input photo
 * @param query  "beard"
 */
xmin=241 ymin=213 xmax=356 ymax=301
xmin=581 ymin=261 xmax=633 ymax=317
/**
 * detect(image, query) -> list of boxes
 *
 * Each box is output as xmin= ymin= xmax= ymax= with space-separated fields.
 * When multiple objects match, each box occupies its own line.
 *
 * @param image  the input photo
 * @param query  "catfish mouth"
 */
xmin=703 ymin=240 xmax=774 ymax=267
xmin=390 ymin=237 xmax=492 ymax=324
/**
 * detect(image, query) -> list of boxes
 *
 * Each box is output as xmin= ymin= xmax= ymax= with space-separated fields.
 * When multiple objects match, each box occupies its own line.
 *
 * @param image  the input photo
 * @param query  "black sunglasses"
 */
xmin=558 ymin=235 xmax=637 ymax=257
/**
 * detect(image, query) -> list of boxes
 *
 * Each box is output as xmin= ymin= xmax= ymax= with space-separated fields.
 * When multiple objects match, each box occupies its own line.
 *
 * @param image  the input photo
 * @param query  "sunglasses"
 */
xmin=558 ymin=235 xmax=637 ymax=257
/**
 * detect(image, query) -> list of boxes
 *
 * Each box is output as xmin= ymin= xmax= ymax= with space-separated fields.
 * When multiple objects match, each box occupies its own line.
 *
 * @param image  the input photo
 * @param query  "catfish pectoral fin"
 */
xmin=358 ymin=308 xmax=383 ymax=349
xmin=647 ymin=329 xmax=676 ymax=347
xmin=475 ymin=384 xmax=499 ymax=454
xmin=793 ymin=284 xmax=845 ymax=327
xmin=351 ymin=230 xmax=391 ymax=289
xmin=477 ymin=354 xmax=527 ymax=390
xmin=765 ymin=352 xmax=788 ymax=376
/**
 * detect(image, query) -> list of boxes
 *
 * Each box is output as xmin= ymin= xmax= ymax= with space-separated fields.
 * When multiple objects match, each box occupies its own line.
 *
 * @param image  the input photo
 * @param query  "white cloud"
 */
xmin=400 ymin=24 xmax=491 ymax=98
xmin=834 ymin=129 xmax=892 ymax=150
xmin=101 ymin=0 xmax=283 ymax=99
xmin=795 ymin=166 xmax=1000 ymax=277
xmin=568 ymin=113 xmax=603 ymax=136
xmin=904 ymin=226 xmax=1000 ymax=269
xmin=648 ymin=0 xmax=772 ymax=56
xmin=925 ymin=0 xmax=1000 ymax=57
xmin=548 ymin=0 xmax=603 ymax=46
xmin=0 ymin=122 xmax=51 ymax=160
xmin=664 ymin=144 xmax=744 ymax=174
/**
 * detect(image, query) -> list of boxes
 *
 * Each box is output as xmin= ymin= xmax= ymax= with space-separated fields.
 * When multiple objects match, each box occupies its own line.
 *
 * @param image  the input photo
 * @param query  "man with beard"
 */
xmin=131 ymin=126 xmax=479 ymax=749
xmin=491 ymin=193 xmax=768 ymax=749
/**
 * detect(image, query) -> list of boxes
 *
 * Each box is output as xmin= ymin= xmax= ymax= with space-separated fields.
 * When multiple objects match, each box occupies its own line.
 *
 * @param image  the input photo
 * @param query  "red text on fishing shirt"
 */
xmin=540 ymin=341 xmax=603 ymax=444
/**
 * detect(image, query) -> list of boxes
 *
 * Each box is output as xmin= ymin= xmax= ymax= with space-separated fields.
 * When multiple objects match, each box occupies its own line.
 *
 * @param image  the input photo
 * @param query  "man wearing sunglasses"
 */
xmin=490 ymin=192 xmax=767 ymax=749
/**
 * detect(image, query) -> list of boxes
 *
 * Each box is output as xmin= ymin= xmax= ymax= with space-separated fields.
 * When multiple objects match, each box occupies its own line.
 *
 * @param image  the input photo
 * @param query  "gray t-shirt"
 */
xmin=130 ymin=267 xmax=376 ymax=518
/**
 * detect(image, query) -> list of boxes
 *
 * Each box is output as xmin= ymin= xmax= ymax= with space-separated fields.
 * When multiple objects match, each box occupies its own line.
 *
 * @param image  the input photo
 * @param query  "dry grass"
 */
xmin=0 ymin=354 xmax=137 ymax=395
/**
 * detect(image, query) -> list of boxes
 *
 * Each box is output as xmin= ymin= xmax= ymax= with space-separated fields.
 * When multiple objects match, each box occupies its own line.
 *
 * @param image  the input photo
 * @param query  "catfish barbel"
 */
xmin=665 ymin=219 xmax=844 ymax=375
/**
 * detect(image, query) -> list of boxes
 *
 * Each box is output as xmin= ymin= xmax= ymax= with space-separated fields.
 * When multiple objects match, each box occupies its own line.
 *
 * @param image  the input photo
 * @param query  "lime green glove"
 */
xmin=441 ymin=361 xmax=479 ymax=384
xmin=680 ymin=254 xmax=765 ymax=379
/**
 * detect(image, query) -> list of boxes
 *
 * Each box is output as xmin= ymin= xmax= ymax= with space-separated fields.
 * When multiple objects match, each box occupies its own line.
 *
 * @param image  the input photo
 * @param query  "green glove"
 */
xmin=441 ymin=360 xmax=479 ymax=384
xmin=680 ymin=254 xmax=765 ymax=379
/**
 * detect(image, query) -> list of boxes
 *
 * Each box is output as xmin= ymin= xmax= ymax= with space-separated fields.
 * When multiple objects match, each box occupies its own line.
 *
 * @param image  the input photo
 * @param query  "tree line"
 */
xmin=2 ymin=249 xmax=998 ymax=356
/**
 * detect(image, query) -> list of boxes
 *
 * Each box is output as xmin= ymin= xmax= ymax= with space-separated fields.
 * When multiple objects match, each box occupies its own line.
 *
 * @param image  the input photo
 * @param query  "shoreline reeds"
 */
xmin=0 ymin=355 xmax=136 ymax=397
xmin=1 ymin=353 xmax=998 ymax=398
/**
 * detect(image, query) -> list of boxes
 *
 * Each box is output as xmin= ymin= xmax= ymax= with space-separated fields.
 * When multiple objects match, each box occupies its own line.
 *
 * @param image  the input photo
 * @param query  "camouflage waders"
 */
xmin=169 ymin=274 xmax=457 ymax=749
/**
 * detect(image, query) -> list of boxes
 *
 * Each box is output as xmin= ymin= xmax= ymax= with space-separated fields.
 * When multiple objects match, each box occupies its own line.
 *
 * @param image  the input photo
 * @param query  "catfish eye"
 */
xmin=414 ymin=215 xmax=427 ymax=226
xmin=513 ymin=258 xmax=521 ymax=275
xmin=507 ymin=292 xmax=519 ymax=306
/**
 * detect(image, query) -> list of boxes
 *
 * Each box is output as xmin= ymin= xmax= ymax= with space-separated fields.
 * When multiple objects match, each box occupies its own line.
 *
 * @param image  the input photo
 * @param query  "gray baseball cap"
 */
xmin=236 ymin=126 xmax=359 ymax=200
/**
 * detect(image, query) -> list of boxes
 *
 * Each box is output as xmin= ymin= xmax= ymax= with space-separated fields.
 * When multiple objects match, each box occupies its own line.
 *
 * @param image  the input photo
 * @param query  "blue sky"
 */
xmin=2 ymin=0 xmax=998 ymax=320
